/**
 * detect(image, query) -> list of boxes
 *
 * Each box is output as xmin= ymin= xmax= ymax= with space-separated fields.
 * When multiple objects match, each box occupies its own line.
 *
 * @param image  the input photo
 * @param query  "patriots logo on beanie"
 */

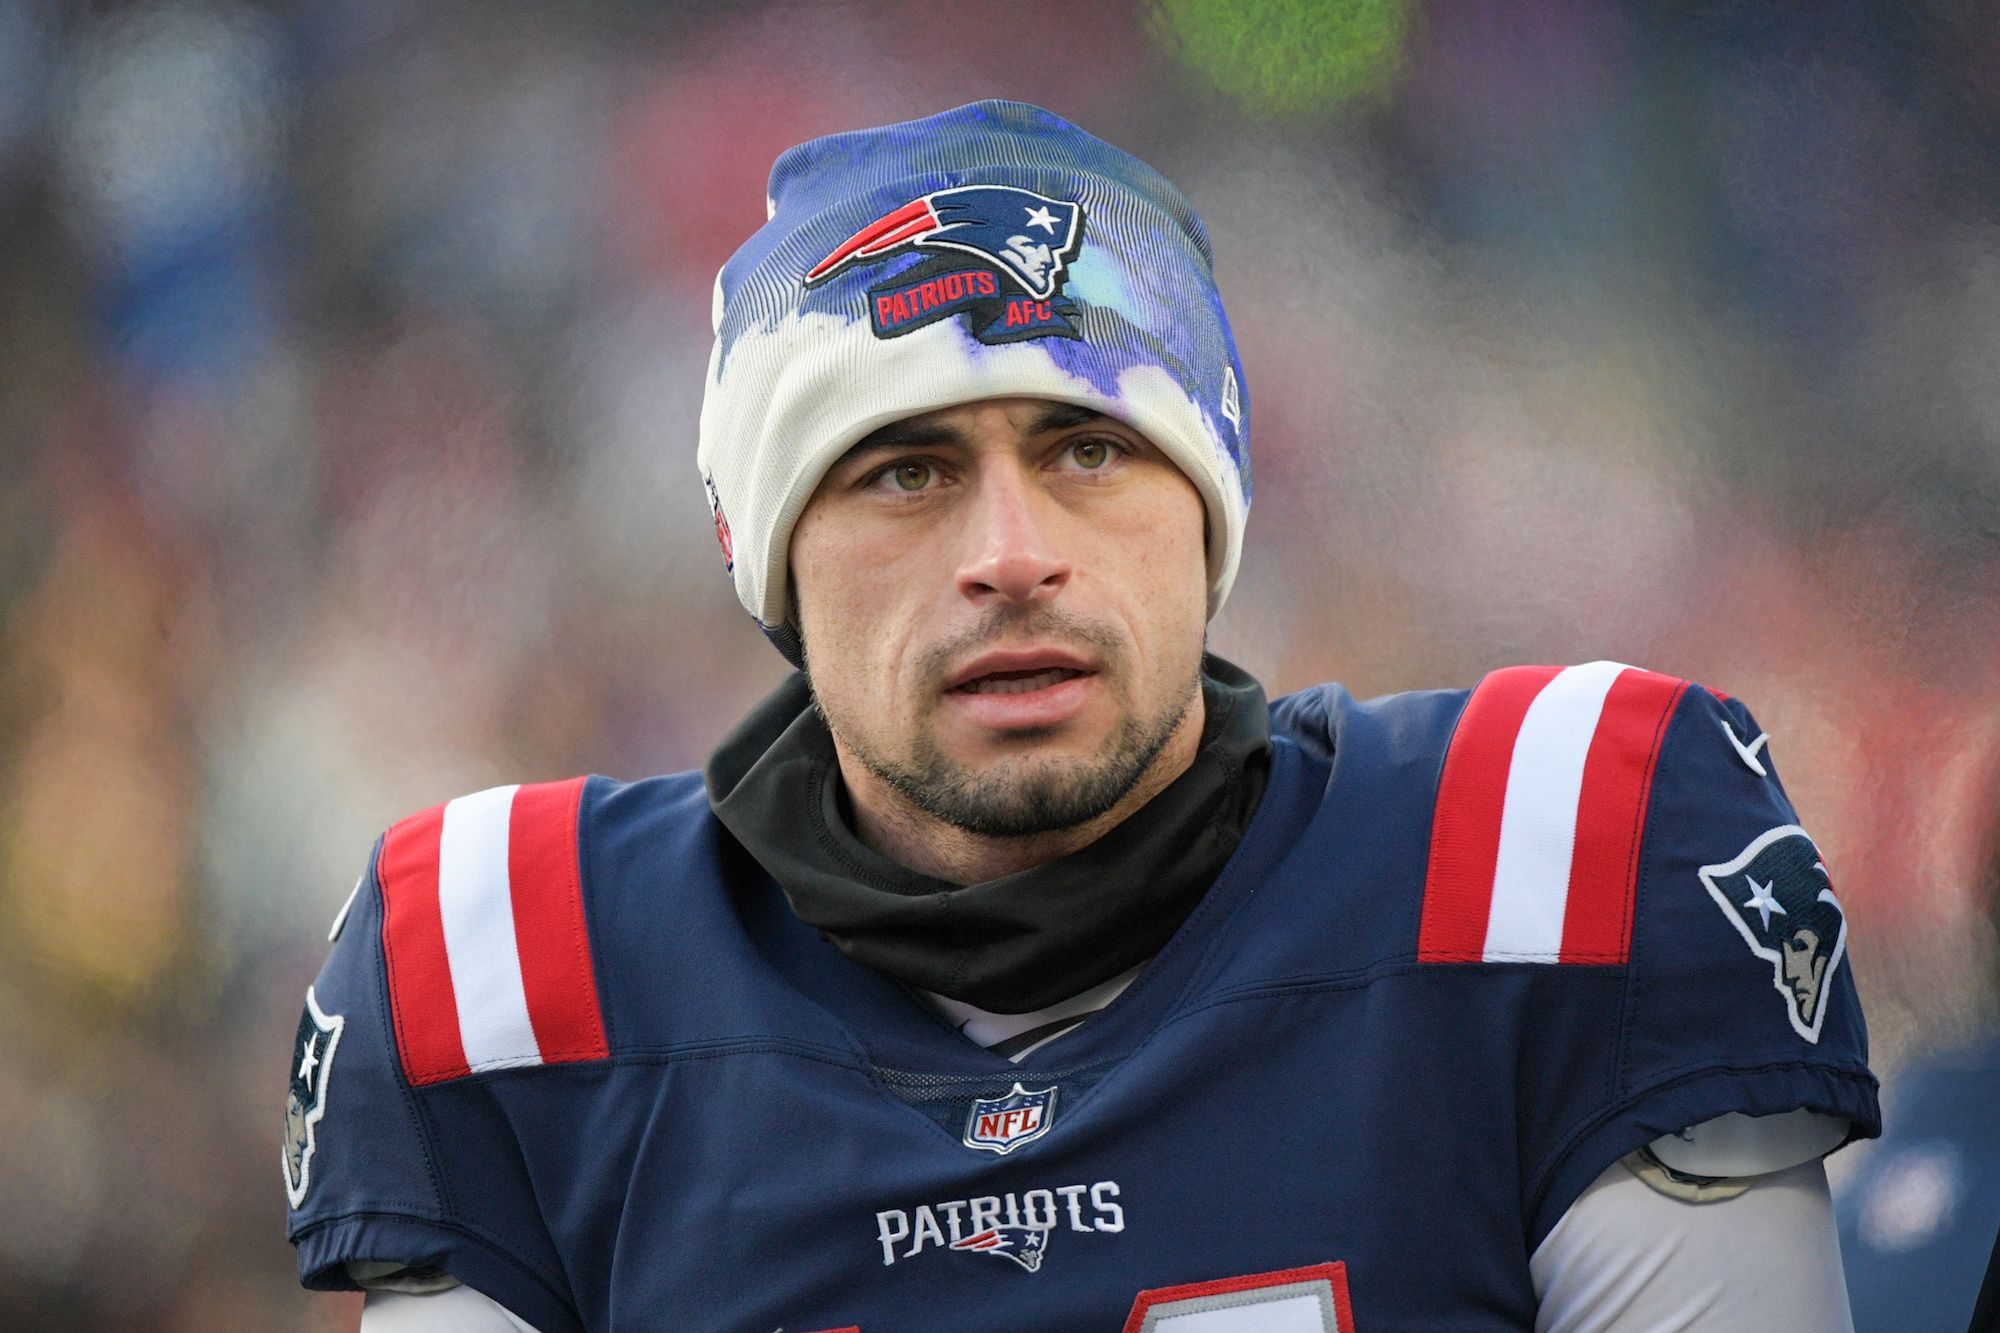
xmin=804 ymin=186 xmax=1086 ymax=344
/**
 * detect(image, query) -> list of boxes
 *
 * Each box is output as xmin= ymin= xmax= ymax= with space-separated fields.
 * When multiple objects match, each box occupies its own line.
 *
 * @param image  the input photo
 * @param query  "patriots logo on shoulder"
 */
xmin=804 ymin=186 xmax=1086 ymax=344
xmin=1697 ymin=825 xmax=1849 ymax=1043
xmin=284 ymin=986 xmax=344 ymax=1207
xmin=951 ymin=1223 xmax=1052 ymax=1272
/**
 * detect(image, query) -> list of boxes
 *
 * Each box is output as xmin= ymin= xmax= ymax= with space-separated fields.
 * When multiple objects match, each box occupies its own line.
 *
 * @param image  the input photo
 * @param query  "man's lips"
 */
xmin=945 ymin=648 xmax=1097 ymax=693
xmin=956 ymin=667 xmax=1085 ymax=695
xmin=942 ymin=648 xmax=1100 ymax=728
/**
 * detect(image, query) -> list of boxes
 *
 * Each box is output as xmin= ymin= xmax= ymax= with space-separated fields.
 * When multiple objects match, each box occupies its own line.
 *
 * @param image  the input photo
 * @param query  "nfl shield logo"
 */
xmin=962 ymin=1082 xmax=1058 ymax=1156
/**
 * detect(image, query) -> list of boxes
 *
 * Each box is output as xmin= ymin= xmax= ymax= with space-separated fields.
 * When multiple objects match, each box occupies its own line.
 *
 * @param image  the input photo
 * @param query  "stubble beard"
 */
xmin=807 ymin=609 xmax=1202 ymax=839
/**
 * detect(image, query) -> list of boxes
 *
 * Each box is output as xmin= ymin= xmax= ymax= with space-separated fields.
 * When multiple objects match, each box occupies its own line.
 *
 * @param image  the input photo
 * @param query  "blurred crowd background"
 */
xmin=2 ymin=0 xmax=1997 ymax=1327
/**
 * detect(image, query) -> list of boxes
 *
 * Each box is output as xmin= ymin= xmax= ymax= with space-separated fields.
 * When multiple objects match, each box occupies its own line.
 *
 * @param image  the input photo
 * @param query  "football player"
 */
xmin=286 ymin=101 xmax=1877 ymax=1331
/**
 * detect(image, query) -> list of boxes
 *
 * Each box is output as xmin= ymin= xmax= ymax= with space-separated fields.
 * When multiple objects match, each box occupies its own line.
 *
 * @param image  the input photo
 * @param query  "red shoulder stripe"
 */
xmin=1561 ymin=669 xmax=1689 ymax=963
xmin=1418 ymin=666 xmax=1562 ymax=963
xmin=507 ymin=777 xmax=608 ymax=1064
xmin=377 ymin=803 xmax=469 ymax=1083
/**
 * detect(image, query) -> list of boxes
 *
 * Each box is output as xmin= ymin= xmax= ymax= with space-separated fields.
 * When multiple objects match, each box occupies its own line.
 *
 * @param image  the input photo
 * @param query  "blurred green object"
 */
xmin=1149 ymin=0 xmax=1411 ymax=115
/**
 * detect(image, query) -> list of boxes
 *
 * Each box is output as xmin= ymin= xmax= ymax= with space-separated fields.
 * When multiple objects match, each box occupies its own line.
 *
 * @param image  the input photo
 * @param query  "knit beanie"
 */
xmin=696 ymin=100 xmax=1250 ymax=663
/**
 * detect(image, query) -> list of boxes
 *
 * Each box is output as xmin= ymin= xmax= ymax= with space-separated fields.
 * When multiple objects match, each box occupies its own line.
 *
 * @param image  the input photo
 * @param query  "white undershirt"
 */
xmin=924 ymin=963 xmax=1146 ymax=1060
xmin=1531 ymin=1157 xmax=1852 ymax=1332
xmin=360 ymin=1282 xmax=541 ymax=1331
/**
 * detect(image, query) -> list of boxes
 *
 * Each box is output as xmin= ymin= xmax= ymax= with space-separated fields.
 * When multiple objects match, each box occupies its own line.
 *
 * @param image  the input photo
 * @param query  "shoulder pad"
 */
xmin=376 ymin=778 xmax=608 ymax=1085
xmin=1418 ymin=661 xmax=1690 ymax=965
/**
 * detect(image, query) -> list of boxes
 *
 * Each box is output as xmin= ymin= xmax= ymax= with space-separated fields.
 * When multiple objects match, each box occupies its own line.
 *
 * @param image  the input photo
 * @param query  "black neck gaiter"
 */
xmin=703 ymin=655 xmax=1272 ymax=1013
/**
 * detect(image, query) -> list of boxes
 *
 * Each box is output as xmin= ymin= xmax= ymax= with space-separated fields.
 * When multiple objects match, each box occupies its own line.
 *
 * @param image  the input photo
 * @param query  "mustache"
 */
xmin=917 ymin=604 xmax=1126 ymax=691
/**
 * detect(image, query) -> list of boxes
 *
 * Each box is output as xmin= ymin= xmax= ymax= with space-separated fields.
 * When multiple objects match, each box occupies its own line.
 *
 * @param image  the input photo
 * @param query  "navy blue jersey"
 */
xmin=284 ymin=664 xmax=1878 ymax=1332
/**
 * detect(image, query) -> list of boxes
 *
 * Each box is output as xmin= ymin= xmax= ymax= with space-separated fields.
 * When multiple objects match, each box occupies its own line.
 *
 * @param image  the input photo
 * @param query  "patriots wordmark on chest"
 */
xmin=873 ymin=1179 xmax=1122 ymax=1269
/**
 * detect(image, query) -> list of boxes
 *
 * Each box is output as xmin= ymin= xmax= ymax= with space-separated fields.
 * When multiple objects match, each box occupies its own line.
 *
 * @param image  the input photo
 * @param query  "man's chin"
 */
xmin=835 ymin=666 xmax=1200 ymax=843
xmin=879 ymin=714 xmax=1180 ymax=840
xmin=892 ymin=757 xmax=1145 ymax=840
xmin=931 ymin=721 xmax=1105 ymax=762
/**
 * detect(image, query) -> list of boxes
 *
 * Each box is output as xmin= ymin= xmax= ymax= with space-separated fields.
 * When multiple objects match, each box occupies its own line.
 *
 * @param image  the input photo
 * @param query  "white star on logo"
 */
xmin=1023 ymin=204 xmax=1060 ymax=235
xmin=1742 ymin=874 xmax=1787 ymax=930
xmin=297 ymin=1032 xmax=320 ymax=1088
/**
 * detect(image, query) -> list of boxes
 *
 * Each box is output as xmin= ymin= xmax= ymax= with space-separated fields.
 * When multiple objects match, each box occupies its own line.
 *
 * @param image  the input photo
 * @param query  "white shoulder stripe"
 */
xmin=436 ymin=785 xmax=543 ymax=1072
xmin=1484 ymin=660 xmax=1629 ymax=962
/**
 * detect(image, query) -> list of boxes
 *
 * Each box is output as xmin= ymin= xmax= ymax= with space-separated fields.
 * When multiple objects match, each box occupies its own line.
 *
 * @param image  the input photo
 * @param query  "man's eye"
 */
xmin=887 ymin=461 xmax=933 ymax=492
xmin=1069 ymin=439 xmax=1115 ymax=469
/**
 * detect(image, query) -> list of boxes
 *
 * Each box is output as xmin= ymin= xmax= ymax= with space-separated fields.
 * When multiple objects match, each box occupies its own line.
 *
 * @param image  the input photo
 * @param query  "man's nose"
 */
xmin=953 ymin=465 xmax=1072 ymax=606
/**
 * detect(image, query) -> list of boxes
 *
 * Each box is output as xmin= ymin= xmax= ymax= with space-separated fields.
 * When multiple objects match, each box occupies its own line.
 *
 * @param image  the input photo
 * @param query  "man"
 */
xmin=286 ymin=102 xmax=1878 ymax=1330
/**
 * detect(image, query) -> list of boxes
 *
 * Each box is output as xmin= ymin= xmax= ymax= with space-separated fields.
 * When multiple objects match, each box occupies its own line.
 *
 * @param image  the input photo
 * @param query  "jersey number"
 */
xmin=1122 ymin=1262 xmax=1356 ymax=1332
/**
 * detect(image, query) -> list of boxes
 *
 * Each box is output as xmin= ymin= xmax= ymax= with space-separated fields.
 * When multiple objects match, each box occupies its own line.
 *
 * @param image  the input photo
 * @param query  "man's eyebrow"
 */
xmin=1024 ymin=403 xmax=1105 ymax=435
xmin=836 ymin=419 xmax=966 ymax=465
xmin=829 ymin=404 xmax=1115 ymax=473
